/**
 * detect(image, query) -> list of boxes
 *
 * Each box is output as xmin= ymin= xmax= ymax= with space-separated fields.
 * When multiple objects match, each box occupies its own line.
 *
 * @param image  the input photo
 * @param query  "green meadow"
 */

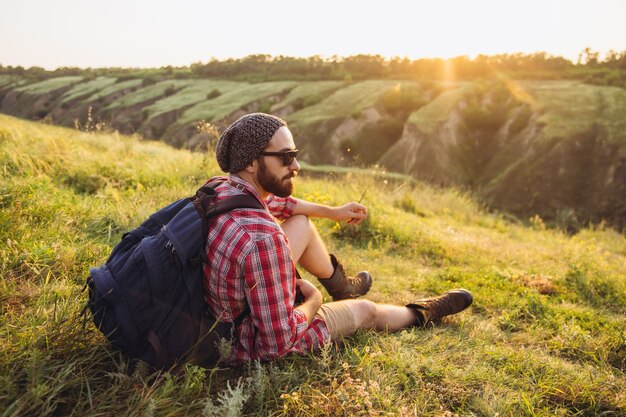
xmin=175 ymin=81 xmax=298 ymax=127
xmin=59 ymin=77 xmax=119 ymax=105
xmin=518 ymin=80 xmax=626 ymax=144
xmin=270 ymin=81 xmax=344 ymax=113
xmin=13 ymin=76 xmax=83 ymax=95
xmin=105 ymin=80 xmax=196 ymax=110
xmin=82 ymin=79 xmax=144 ymax=103
xmin=405 ymin=86 xmax=469 ymax=136
xmin=289 ymin=80 xmax=408 ymax=124
xmin=0 ymin=76 xmax=26 ymax=90
xmin=142 ymin=80 xmax=243 ymax=121
xmin=1 ymin=114 xmax=625 ymax=416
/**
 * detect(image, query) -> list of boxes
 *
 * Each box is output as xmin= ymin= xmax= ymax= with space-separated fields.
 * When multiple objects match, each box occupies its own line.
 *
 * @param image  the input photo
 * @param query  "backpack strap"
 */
xmin=158 ymin=184 xmax=263 ymax=288
xmin=160 ymin=203 xmax=206 ymax=269
xmin=233 ymin=305 xmax=250 ymax=326
xmin=192 ymin=182 xmax=264 ymax=263
xmin=193 ymin=182 xmax=262 ymax=336
xmin=160 ymin=182 xmax=260 ymax=268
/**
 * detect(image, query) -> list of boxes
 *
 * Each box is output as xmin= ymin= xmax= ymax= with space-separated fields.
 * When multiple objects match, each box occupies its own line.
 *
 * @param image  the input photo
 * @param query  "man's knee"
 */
xmin=281 ymin=214 xmax=310 ymax=239
xmin=281 ymin=215 xmax=312 ymax=263
xmin=282 ymin=214 xmax=311 ymax=239
xmin=283 ymin=214 xmax=310 ymax=229
xmin=350 ymin=299 xmax=378 ymax=330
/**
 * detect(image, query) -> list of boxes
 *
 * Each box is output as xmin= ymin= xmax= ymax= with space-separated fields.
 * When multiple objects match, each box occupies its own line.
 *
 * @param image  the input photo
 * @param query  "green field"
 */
xmin=518 ymin=80 xmax=626 ymax=144
xmin=59 ymin=76 xmax=118 ymax=104
xmin=175 ymin=81 xmax=298 ymax=126
xmin=143 ymin=79 xmax=243 ymax=120
xmin=0 ymin=75 xmax=26 ymax=89
xmin=270 ymin=81 xmax=344 ymax=112
xmin=405 ymin=85 xmax=469 ymax=136
xmin=13 ymin=76 xmax=84 ymax=95
xmin=403 ymin=80 xmax=626 ymax=144
xmin=82 ymin=78 xmax=143 ymax=102
xmin=289 ymin=80 xmax=405 ymax=124
xmin=2 ymin=114 xmax=625 ymax=416
xmin=105 ymin=79 xmax=196 ymax=109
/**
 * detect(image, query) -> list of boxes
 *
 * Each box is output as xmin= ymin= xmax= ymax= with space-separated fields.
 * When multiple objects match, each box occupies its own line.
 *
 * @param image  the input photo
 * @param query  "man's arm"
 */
xmin=292 ymin=198 xmax=368 ymax=225
xmin=294 ymin=279 xmax=322 ymax=324
xmin=244 ymin=233 xmax=326 ymax=359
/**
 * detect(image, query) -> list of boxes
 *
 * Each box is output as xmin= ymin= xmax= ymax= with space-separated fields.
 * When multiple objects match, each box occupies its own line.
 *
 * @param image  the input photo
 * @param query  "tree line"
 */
xmin=2 ymin=50 xmax=625 ymax=87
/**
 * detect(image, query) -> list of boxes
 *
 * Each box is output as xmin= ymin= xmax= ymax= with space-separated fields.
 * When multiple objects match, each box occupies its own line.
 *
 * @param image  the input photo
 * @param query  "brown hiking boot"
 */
xmin=318 ymin=254 xmax=372 ymax=301
xmin=407 ymin=289 xmax=473 ymax=327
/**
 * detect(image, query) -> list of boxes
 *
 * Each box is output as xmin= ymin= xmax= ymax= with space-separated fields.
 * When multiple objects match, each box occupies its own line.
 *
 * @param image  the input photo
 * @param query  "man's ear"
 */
xmin=243 ymin=159 xmax=257 ymax=174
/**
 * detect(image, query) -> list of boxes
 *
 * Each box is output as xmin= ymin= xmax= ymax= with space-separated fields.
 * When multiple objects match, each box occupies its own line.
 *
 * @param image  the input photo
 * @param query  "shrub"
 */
xmin=164 ymin=86 xmax=177 ymax=96
xmin=461 ymin=80 xmax=513 ymax=132
xmin=206 ymin=89 xmax=221 ymax=100
xmin=141 ymin=77 xmax=157 ymax=87
xmin=381 ymin=84 xmax=427 ymax=115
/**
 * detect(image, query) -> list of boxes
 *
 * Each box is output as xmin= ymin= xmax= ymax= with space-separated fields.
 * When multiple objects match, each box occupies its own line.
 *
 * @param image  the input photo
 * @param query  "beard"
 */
xmin=258 ymin=158 xmax=295 ymax=197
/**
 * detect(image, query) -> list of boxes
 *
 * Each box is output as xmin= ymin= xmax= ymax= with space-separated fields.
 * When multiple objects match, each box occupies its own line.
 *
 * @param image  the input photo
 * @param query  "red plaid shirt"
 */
xmin=202 ymin=176 xmax=329 ymax=363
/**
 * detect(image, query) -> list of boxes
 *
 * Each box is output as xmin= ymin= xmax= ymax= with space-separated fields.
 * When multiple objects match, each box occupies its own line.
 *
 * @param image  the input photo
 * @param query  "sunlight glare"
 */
xmin=442 ymin=59 xmax=456 ymax=83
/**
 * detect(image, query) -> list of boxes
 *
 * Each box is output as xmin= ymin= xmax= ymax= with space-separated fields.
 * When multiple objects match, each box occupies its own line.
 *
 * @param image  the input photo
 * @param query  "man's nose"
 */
xmin=290 ymin=157 xmax=300 ymax=171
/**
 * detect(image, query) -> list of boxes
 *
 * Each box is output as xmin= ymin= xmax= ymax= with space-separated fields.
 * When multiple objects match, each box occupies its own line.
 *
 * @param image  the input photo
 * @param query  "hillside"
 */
xmin=1 ymin=115 xmax=626 ymax=416
xmin=381 ymin=79 xmax=626 ymax=230
xmin=1 ymin=75 xmax=625 ymax=229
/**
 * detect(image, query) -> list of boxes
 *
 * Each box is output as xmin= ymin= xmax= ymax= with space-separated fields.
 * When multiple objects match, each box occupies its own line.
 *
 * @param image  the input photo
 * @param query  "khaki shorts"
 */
xmin=316 ymin=301 xmax=358 ymax=341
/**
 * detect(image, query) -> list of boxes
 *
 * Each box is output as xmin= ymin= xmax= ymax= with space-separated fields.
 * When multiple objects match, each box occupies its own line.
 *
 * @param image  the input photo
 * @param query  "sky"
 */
xmin=1 ymin=0 xmax=625 ymax=69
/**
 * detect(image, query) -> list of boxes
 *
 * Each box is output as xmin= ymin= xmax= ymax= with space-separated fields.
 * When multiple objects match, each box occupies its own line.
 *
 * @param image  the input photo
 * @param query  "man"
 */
xmin=204 ymin=113 xmax=472 ymax=364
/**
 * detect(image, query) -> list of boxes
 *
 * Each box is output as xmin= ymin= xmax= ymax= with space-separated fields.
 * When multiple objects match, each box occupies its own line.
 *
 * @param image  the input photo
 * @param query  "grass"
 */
xmin=289 ymin=80 xmax=403 ymax=125
xmin=105 ymin=80 xmax=195 ymax=110
xmin=269 ymin=81 xmax=344 ymax=112
xmin=142 ymin=79 xmax=243 ymax=120
xmin=405 ymin=84 xmax=469 ymax=136
xmin=59 ymin=77 xmax=118 ymax=104
xmin=82 ymin=78 xmax=143 ymax=102
xmin=300 ymin=161 xmax=417 ymax=184
xmin=403 ymin=80 xmax=626 ymax=145
xmin=0 ymin=75 xmax=26 ymax=89
xmin=175 ymin=81 xmax=298 ymax=126
xmin=517 ymin=80 xmax=626 ymax=144
xmin=13 ymin=76 xmax=84 ymax=95
xmin=1 ymin=113 xmax=626 ymax=416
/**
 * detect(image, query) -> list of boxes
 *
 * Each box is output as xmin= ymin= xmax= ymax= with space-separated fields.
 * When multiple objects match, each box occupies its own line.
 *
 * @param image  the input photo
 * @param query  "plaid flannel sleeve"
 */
xmin=264 ymin=195 xmax=297 ymax=220
xmin=243 ymin=232 xmax=328 ymax=359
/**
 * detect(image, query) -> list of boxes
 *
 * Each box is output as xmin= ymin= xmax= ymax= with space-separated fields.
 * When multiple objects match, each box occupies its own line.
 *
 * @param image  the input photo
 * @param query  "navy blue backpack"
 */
xmin=86 ymin=181 xmax=262 ymax=370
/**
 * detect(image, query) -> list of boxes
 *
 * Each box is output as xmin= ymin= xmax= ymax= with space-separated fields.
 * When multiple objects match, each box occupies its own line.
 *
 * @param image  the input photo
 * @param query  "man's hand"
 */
xmin=292 ymin=198 xmax=368 ymax=225
xmin=331 ymin=202 xmax=367 ymax=225
xmin=296 ymin=279 xmax=322 ymax=304
xmin=294 ymin=279 xmax=322 ymax=325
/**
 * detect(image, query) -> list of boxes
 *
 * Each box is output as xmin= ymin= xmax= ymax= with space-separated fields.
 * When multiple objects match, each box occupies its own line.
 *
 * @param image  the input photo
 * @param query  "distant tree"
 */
xmin=342 ymin=55 xmax=387 ymax=79
xmin=3 ymin=52 xmax=621 ymax=85
xmin=579 ymin=48 xmax=600 ymax=66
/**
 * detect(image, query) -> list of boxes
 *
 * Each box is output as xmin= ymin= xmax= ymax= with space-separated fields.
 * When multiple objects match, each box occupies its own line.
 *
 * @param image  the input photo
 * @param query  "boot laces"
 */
xmin=345 ymin=272 xmax=370 ymax=294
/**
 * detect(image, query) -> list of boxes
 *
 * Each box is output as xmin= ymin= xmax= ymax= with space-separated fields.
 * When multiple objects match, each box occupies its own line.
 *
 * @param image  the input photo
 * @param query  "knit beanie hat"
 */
xmin=216 ymin=113 xmax=287 ymax=173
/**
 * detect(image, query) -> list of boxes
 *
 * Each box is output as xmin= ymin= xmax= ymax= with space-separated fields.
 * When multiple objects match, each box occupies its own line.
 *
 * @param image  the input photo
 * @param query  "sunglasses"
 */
xmin=259 ymin=149 xmax=299 ymax=166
